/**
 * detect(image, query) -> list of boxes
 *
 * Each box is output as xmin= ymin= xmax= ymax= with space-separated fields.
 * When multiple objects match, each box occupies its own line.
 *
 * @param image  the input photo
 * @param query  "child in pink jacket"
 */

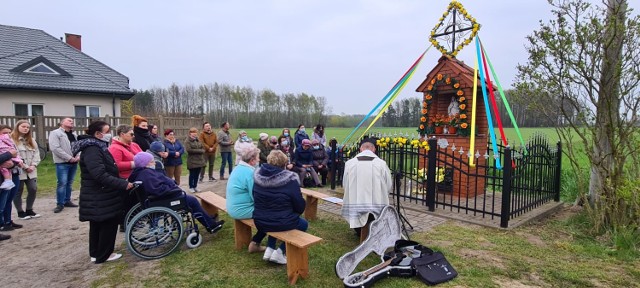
xmin=0 ymin=134 xmax=22 ymax=189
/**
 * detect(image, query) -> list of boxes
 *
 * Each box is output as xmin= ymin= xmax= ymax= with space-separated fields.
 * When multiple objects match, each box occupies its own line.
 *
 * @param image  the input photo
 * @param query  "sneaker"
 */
xmin=194 ymin=187 xmax=200 ymax=193
xmin=207 ymin=220 xmax=225 ymax=234
xmin=0 ymin=233 xmax=10 ymax=241
xmin=0 ymin=180 xmax=15 ymax=189
xmin=26 ymin=210 xmax=41 ymax=218
xmin=209 ymin=177 xmax=216 ymax=181
xmin=53 ymin=205 xmax=64 ymax=213
xmin=90 ymin=257 xmax=96 ymax=262
xmin=248 ymin=241 xmax=267 ymax=253
xmin=0 ymin=224 xmax=14 ymax=231
xmin=219 ymin=176 xmax=226 ymax=180
xmin=10 ymin=221 xmax=22 ymax=229
xmin=17 ymin=211 xmax=31 ymax=220
xmin=269 ymin=248 xmax=287 ymax=265
xmin=64 ymin=201 xmax=79 ymax=208
xmin=188 ymin=188 xmax=196 ymax=193
xmin=198 ymin=177 xmax=204 ymax=183
xmin=106 ymin=253 xmax=122 ymax=262
xmin=263 ymin=247 xmax=275 ymax=261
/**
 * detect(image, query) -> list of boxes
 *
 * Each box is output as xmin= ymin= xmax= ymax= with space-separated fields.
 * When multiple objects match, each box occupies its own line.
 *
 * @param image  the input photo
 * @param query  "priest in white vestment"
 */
xmin=340 ymin=141 xmax=393 ymax=233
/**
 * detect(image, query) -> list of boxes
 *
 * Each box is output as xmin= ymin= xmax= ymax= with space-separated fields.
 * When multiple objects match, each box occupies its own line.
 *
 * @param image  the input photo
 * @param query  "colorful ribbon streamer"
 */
xmin=469 ymin=57 xmax=479 ymax=167
xmin=475 ymin=36 xmax=501 ymax=169
xmin=479 ymin=37 xmax=527 ymax=154
xmin=480 ymin=42 xmax=508 ymax=148
xmin=343 ymin=46 xmax=431 ymax=144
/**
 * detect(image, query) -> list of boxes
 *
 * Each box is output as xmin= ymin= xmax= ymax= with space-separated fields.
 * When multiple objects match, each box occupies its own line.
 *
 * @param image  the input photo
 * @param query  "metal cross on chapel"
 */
xmin=429 ymin=1 xmax=480 ymax=57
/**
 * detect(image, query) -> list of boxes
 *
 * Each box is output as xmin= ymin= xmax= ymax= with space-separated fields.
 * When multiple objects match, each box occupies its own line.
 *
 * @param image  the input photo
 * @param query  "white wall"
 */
xmin=0 ymin=90 xmax=122 ymax=117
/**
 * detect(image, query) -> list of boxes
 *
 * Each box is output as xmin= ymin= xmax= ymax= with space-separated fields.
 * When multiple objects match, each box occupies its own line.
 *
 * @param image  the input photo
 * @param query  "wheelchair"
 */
xmin=124 ymin=182 xmax=203 ymax=260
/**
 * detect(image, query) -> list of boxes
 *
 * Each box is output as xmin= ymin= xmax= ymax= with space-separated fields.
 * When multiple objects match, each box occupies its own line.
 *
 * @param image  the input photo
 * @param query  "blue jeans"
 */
xmin=188 ymin=167 xmax=201 ymax=189
xmin=55 ymin=163 xmax=78 ymax=206
xmin=2 ymin=173 xmax=19 ymax=224
xmin=266 ymin=218 xmax=309 ymax=254
xmin=219 ymin=152 xmax=233 ymax=177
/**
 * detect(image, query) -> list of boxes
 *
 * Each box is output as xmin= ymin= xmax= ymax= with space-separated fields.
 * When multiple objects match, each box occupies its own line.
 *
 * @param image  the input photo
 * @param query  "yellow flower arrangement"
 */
xmin=418 ymin=74 xmax=470 ymax=136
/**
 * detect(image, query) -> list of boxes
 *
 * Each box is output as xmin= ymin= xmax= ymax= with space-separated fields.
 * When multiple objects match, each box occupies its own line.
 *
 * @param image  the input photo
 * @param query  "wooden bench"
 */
xmin=195 ymin=191 xmax=323 ymax=285
xmin=299 ymin=188 xmax=371 ymax=242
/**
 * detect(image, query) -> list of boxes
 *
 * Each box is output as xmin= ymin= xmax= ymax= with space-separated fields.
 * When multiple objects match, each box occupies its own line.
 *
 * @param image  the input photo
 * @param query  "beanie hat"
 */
xmin=134 ymin=152 xmax=154 ymax=168
xmin=302 ymin=139 xmax=311 ymax=146
xmin=150 ymin=141 xmax=165 ymax=153
xmin=259 ymin=133 xmax=268 ymax=141
xmin=164 ymin=129 xmax=174 ymax=136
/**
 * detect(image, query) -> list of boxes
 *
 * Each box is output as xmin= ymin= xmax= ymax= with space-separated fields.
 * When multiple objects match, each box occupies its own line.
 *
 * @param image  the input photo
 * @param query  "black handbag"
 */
xmin=411 ymin=251 xmax=458 ymax=285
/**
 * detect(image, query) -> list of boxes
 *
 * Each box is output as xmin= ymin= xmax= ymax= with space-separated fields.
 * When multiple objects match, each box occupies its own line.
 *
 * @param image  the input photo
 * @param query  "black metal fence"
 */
xmin=330 ymin=134 xmax=561 ymax=228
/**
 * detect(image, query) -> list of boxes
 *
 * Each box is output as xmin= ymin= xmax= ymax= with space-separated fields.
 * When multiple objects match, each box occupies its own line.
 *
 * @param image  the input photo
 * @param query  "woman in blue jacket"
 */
xmin=253 ymin=150 xmax=308 ymax=265
xmin=162 ymin=129 xmax=185 ymax=185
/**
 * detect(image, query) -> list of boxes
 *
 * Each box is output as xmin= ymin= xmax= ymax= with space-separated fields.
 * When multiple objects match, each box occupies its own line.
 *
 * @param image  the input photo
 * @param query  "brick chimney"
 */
xmin=65 ymin=33 xmax=82 ymax=51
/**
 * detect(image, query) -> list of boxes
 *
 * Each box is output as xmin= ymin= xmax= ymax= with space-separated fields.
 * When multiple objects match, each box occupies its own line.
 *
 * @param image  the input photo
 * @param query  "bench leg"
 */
xmin=304 ymin=196 xmax=318 ymax=221
xmin=285 ymin=243 xmax=309 ymax=285
xmin=234 ymin=220 xmax=252 ymax=250
xmin=199 ymin=199 xmax=219 ymax=217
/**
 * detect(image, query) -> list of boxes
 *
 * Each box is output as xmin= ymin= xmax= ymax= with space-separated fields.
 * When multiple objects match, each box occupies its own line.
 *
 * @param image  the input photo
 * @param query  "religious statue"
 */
xmin=447 ymin=96 xmax=459 ymax=117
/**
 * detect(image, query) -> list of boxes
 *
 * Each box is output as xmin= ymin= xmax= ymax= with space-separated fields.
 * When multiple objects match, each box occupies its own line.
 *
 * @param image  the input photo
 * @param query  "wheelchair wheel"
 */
xmin=126 ymin=207 xmax=184 ymax=260
xmin=185 ymin=232 xmax=202 ymax=249
xmin=125 ymin=203 xmax=143 ymax=227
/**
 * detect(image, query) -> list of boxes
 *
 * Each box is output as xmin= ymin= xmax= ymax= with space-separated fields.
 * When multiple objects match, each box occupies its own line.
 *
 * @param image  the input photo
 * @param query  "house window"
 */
xmin=24 ymin=63 xmax=60 ymax=75
xmin=75 ymin=105 xmax=100 ymax=118
xmin=14 ymin=103 xmax=44 ymax=116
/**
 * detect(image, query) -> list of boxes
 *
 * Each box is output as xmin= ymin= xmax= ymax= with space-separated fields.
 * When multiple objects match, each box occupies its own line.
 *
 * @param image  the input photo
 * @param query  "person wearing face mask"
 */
xmin=234 ymin=130 xmax=254 ymax=165
xmin=293 ymin=139 xmax=322 ymax=188
xmin=129 ymin=152 xmax=225 ymax=235
xmin=71 ymin=120 xmax=134 ymax=264
xmin=277 ymin=136 xmax=295 ymax=171
xmin=310 ymin=139 xmax=329 ymax=186
xmin=312 ymin=124 xmax=327 ymax=147
xmin=257 ymin=133 xmax=274 ymax=165
xmin=294 ymin=124 xmax=309 ymax=152
xmin=131 ymin=115 xmax=154 ymax=152
xmin=279 ymin=128 xmax=294 ymax=150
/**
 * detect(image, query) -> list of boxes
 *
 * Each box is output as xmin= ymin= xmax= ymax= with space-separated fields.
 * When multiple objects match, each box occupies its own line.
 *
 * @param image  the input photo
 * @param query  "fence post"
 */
xmin=158 ymin=115 xmax=165 ymax=137
xmin=500 ymin=146 xmax=513 ymax=228
xmin=554 ymin=141 xmax=562 ymax=202
xmin=426 ymin=138 xmax=437 ymax=212
xmin=330 ymin=141 xmax=337 ymax=190
xmin=34 ymin=115 xmax=46 ymax=148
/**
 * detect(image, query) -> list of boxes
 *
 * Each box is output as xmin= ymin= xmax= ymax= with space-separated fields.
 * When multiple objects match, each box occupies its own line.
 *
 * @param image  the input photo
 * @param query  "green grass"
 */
xmin=91 ymin=211 xmax=639 ymax=287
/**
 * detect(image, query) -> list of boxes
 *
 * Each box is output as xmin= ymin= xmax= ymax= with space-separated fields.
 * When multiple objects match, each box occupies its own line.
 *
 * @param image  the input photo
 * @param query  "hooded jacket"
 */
xmin=163 ymin=138 xmax=185 ymax=167
xmin=129 ymin=167 xmax=182 ymax=200
xmin=252 ymin=164 xmax=305 ymax=232
xmin=72 ymin=135 xmax=129 ymax=222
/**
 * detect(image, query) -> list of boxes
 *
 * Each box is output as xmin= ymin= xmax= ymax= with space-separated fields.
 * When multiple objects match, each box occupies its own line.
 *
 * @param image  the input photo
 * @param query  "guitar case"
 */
xmin=335 ymin=206 xmax=430 ymax=287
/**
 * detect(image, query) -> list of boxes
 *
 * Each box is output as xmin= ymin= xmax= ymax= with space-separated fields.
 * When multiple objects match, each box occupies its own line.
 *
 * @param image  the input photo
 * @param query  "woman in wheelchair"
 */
xmin=129 ymin=152 xmax=224 ymax=234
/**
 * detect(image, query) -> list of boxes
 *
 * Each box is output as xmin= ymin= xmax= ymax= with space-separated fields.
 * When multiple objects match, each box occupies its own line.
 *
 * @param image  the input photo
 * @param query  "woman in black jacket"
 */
xmin=72 ymin=120 xmax=133 ymax=264
xmin=253 ymin=150 xmax=308 ymax=265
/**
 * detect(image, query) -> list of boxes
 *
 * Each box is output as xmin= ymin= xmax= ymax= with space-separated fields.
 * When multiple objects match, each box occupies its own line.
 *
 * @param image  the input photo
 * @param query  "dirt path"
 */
xmin=0 ymin=176 xmax=228 ymax=288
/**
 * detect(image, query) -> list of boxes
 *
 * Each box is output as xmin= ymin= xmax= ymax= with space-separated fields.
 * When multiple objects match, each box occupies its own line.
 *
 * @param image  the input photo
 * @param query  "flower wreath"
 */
xmin=429 ymin=1 xmax=480 ymax=57
xmin=417 ymin=73 xmax=469 ymax=136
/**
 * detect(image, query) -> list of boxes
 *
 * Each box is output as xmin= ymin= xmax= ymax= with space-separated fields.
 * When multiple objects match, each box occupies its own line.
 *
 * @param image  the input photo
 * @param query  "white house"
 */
xmin=0 ymin=24 xmax=134 ymax=118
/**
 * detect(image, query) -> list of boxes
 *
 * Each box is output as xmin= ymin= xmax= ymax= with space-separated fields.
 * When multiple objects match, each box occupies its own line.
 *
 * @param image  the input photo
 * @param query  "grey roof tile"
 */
xmin=0 ymin=24 xmax=134 ymax=98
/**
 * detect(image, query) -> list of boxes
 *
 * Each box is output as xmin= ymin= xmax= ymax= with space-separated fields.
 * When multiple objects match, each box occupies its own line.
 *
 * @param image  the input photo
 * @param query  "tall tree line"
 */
xmin=128 ymin=83 xmax=329 ymax=128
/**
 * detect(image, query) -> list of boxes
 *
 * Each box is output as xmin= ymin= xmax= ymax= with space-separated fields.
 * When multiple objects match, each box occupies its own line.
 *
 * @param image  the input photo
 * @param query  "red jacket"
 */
xmin=108 ymin=138 xmax=142 ymax=179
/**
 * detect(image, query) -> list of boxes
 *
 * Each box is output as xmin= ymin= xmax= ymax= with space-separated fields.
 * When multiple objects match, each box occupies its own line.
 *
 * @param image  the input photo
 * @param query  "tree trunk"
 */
xmin=589 ymin=0 xmax=627 ymax=204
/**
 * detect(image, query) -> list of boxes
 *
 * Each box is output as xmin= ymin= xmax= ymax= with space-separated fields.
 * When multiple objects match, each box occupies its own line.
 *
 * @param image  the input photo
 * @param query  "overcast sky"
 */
xmin=2 ymin=1 xmax=637 ymax=114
